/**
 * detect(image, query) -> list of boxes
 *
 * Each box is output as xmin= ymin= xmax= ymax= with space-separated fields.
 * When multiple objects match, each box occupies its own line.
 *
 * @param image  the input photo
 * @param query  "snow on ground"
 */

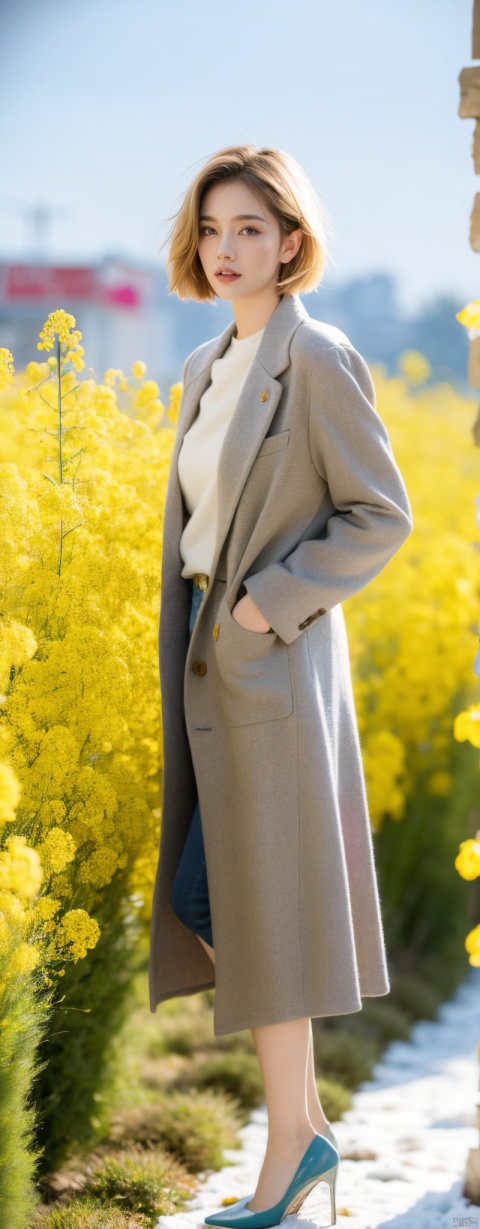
xmin=157 ymin=966 xmax=480 ymax=1229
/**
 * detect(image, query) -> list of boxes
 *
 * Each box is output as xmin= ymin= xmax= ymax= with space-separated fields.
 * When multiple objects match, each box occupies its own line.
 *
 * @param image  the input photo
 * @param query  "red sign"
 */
xmin=1 ymin=262 xmax=153 ymax=310
xmin=6 ymin=265 xmax=97 ymax=301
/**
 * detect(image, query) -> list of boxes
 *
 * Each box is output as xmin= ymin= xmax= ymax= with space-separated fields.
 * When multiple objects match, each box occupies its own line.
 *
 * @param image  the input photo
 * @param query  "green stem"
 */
xmin=57 ymin=336 xmax=63 ymax=485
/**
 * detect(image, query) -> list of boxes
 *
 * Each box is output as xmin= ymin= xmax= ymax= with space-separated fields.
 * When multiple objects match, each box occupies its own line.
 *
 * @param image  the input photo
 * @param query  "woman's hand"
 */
xmin=232 ymin=593 xmax=272 ymax=633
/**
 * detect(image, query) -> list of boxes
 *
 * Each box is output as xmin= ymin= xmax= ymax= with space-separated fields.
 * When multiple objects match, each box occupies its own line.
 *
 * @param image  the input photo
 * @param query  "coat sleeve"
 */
xmin=242 ymin=341 xmax=414 ymax=645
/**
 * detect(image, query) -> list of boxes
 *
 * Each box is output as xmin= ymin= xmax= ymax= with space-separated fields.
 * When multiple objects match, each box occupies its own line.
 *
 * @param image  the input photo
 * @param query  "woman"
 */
xmin=149 ymin=145 xmax=413 ymax=1228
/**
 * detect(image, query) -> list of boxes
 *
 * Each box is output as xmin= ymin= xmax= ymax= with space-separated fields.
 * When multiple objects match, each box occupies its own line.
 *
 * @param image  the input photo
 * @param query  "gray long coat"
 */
xmin=148 ymin=292 xmax=413 ymax=1036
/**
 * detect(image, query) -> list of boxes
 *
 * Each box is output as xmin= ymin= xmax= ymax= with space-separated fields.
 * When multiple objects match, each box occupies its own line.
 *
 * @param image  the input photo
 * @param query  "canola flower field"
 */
xmin=1 ymin=310 xmax=480 ymax=1219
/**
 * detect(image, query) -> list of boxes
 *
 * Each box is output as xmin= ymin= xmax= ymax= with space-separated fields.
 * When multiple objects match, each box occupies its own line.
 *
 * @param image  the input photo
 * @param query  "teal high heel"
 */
xmin=203 ymin=1132 xmax=339 ymax=1228
xmin=325 ymin=1125 xmax=339 ymax=1199
xmin=326 ymin=1123 xmax=338 ymax=1153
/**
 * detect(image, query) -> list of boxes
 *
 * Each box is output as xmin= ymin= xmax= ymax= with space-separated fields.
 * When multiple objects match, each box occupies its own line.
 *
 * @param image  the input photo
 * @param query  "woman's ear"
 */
xmin=281 ymin=228 xmax=304 ymax=265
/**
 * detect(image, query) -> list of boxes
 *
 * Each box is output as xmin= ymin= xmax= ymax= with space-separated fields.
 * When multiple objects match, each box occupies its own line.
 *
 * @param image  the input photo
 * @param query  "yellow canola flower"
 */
xmin=78 ymin=845 xmax=119 ymax=887
xmin=0 ymin=763 xmax=21 ymax=825
xmin=361 ymin=728 xmax=406 ymax=828
xmin=37 ymin=827 xmax=76 ymax=874
xmin=0 ymin=621 xmax=37 ymax=694
xmin=0 ymin=835 xmax=43 ymax=899
xmin=0 ymin=890 xmax=27 ymax=929
xmin=103 ymin=367 xmax=128 ymax=390
xmin=37 ymin=309 xmax=82 ymax=353
xmin=0 ymin=913 xmax=11 ymax=956
xmin=455 ymin=838 xmax=480 ymax=881
xmin=465 ymin=923 xmax=480 ymax=966
xmin=131 ymin=360 xmax=147 ymax=378
xmin=64 ymin=349 xmax=85 ymax=372
xmin=398 ymin=350 xmax=432 ymax=382
xmin=456 ymin=299 xmax=480 ymax=329
xmin=8 ymin=941 xmax=41 ymax=976
xmin=54 ymin=908 xmax=100 ymax=962
xmin=167 ymin=380 xmax=183 ymax=425
xmin=33 ymin=895 xmax=61 ymax=921
xmin=0 ymin=348 xmax=15 ymax=389
xmin=24 ymin=360 xmax=50 ymax=382
xmin=133 ymin=380 xmax=160 ymax=409
xmin=37 ymin=801 xmax=67 ymax=829
xmin=453 ymin=705 xmax=480 ymax=748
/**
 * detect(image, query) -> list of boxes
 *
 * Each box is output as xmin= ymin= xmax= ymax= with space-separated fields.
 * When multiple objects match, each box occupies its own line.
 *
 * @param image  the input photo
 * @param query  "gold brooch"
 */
xmin=260 ymin=391 xmax=268 ymax=402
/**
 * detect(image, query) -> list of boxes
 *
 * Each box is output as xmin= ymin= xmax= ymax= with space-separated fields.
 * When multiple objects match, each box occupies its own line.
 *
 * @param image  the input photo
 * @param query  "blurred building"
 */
xmin=0 ymin=255 xmax=470 ymax=392
xmin=0 ymin=255 xmax=175 ymax=387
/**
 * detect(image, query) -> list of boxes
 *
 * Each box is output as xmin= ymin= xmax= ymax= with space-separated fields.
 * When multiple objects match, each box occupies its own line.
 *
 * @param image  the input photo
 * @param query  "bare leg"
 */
xmin=198 ymin=934 xmax=215 ymax=965
xmin=247 ymin=1017 xmax=316 ymax=1212
xmin=196 ymin=947 xmax=328 ymax=1136
xmin=196 ymin=942 xmax=330 ymax=1204
xmin=197 ymin=944 xmax=327 ymax=1126
xmin=306 ymin=1018 xmax=330 ymax=1134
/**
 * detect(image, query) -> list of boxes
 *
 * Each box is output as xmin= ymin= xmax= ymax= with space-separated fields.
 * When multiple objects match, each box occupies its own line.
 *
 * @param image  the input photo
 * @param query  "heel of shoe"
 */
xmin=285 ymin=1162 xmax=338 ymax=1226
xmin=326 ymin=1124 xmax=339 ymax=1163
xmin=323 ymin=1164 xmax=337 ymax=1226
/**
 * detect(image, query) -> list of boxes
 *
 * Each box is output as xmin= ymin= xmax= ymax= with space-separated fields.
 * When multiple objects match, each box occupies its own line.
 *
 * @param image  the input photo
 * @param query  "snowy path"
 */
xmin=157 ymin=966 xmax=480 ymax=1229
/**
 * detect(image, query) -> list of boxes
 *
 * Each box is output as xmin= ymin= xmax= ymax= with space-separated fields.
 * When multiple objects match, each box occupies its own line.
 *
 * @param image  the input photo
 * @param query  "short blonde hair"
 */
xmin=161 ymin=144 xmax=332 ymax=302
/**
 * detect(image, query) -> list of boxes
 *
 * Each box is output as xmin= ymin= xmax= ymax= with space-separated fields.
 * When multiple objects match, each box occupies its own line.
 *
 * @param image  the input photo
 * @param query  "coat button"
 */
xmin=192 ymin=660 xmax=207 ymax=676
xmin=298 ymin=608 xmax=327 ymax=630
xmin=212 ymin=622 xmax=220 ymax=640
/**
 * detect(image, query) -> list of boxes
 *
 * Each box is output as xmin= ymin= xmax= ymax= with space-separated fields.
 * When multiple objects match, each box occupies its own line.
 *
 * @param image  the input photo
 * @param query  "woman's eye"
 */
xmin=199 ymin=226 xmax=259 ymax=237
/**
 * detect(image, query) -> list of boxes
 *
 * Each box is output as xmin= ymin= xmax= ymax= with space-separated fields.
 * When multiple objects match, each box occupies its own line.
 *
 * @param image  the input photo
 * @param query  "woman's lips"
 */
xmin=215 ymin=271 xmax=241 ymax=280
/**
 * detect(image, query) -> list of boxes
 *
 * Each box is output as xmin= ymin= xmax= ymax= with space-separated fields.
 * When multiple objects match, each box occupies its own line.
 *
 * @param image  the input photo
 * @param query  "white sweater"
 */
xmin=178 ymin=324 xmax=266 ymax=578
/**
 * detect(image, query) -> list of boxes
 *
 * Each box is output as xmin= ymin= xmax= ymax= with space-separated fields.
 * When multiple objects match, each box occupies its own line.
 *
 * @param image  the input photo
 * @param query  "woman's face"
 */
xmin=197 ymin=178 xmax=300 ymax=302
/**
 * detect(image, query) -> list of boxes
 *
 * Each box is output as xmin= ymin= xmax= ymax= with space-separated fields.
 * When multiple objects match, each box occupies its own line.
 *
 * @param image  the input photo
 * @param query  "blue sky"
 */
xmin=0 ymin=0 xmax=475 ymax=313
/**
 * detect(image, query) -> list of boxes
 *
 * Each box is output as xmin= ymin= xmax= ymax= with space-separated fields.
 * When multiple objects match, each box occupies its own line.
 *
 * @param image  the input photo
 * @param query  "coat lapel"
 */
xmin=173 ymin=293 xmax=310 ymax=585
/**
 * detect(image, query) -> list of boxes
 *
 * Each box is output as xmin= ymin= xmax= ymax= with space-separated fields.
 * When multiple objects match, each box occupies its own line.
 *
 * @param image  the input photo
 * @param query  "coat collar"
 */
xmin=175 ymin=293 xmax=310 ymax=587
xmin=186 ymin=291 xmax=310 ymax=384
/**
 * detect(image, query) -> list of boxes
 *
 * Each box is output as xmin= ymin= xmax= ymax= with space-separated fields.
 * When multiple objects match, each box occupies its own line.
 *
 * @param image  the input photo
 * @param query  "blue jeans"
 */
xmin=171 ymin=581 xmax=214 ymax=948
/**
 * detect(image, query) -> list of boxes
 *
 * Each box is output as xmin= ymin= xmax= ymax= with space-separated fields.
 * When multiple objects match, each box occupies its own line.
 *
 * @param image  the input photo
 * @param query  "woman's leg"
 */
xmin=306 ymin=1018 xmax=330 ymax=1134
xmin=171 ymin=796 xmax=214 ymax=948
xmin=247 ymin=1017 xmax=316 ymax=1212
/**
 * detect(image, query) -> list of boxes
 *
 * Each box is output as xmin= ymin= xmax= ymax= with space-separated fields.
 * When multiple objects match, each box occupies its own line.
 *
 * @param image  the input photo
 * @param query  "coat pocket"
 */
xmin=255 ymin=429 xmax=290 ymax=458
xmin=215 ymin=605 xmax=294 ymax=726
